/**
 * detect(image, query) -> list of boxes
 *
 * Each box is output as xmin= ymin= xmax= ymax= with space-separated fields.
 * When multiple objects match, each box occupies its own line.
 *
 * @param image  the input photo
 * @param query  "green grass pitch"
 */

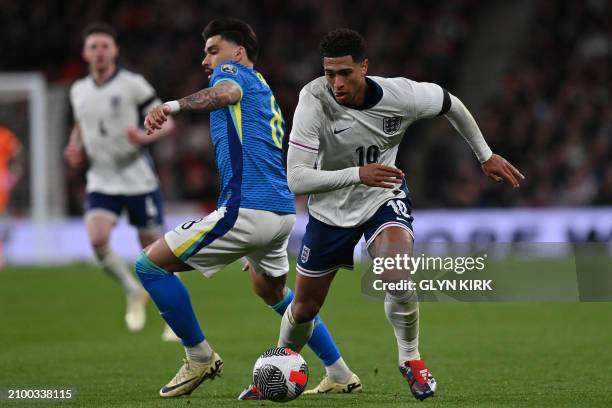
xmin=1 ymin=261 xmax=611 ymax=407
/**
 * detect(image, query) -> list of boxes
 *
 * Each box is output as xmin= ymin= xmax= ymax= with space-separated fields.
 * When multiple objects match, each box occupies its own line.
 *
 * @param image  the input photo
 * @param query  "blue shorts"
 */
xmin=297 ymin=193 xmax=414 ymax=277
xmin=85 ymin=189 xmax=164 ymax=229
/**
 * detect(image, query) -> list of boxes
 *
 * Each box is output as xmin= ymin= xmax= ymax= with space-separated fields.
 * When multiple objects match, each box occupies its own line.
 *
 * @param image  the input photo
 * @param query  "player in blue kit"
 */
xmin=138 ymin=19 xmax=360 ymax=398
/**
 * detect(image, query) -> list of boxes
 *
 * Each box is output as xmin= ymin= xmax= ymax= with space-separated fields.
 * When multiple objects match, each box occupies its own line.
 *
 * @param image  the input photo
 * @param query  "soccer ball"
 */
xmin=252 ymin=347 xmax=309 ymax=402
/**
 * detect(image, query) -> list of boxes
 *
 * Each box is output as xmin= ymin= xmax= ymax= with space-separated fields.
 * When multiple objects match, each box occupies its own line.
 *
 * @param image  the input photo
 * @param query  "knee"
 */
xmin=91 ymin=240 xmax=110 ymax=258
xmin=291 ymin=299 xmax=320 ymax=323
xmin=142 ymin=243 xmax=153 ymax=255
xmin=135 ymin=251 xmax=170 ymax=284
xmin=256 ymin=286 xmax=285 ymax=306
xmin=91 ymin=242 xmax=110 ymax=261
xmin=251 ymin=272 xmax=287 ymax=306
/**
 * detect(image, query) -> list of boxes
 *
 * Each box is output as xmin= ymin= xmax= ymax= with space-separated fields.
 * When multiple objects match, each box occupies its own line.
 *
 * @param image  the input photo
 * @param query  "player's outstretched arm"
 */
xmin=177 ymin=81 xmax=241 ymax=112
xmin=143 ymin=82 xmax=241 ymax=135
xmin=444 ymin=94 xmax=525 ymax=188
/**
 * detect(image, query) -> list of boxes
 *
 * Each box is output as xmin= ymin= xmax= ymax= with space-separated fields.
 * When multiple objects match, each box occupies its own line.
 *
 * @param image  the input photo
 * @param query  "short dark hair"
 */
xmin=320 ymin=29 xmax=367 ymax=62
xmin=82 ymin=21 xmax=117 ymax=42
xmin=202 ymin=18 xmax=259 ymax=63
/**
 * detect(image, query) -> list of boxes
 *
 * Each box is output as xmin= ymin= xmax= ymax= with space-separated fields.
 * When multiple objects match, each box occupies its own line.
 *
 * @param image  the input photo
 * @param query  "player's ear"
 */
xmin=235 ymin=46 xmax=246 ymax=62
xmin=361 ymin=58 xmax=369 ymax=77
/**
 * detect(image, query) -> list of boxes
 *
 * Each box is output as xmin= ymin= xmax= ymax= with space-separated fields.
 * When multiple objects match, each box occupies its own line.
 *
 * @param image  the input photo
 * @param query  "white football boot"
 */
xmin=159 ymin=353 xmax=224 ymax=397
xmin=125 ymin=291 xmax=147 ymax=332
xmin=304 ymin=372 xmax=362 ymax=394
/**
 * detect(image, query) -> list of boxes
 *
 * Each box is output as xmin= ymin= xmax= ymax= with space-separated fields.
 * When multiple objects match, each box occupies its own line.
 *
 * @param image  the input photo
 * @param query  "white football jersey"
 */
xmin=289 ymin=76 xmax=446 ymax=227
xmin=70 ymin=69 xmax=161 ymax=195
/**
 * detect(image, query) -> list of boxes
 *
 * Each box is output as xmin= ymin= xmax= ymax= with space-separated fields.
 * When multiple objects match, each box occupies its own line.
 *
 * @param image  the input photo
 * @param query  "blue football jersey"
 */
xmin=209 ymin=61 xmax=295 ymax=214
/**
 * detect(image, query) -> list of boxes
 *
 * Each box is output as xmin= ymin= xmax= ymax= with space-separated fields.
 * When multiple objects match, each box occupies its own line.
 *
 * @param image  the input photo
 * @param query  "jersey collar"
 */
xmin=90 ymin=67 xmax=120 ymax=88
xmin=328 ymin=77 xmax=383 ymax=110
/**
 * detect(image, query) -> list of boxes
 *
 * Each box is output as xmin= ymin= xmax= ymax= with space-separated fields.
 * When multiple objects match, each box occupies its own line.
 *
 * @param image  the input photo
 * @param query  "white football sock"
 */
xmin=278 ymin=304 xmax=314 ymax=353
xmin=384 ymin=292 xmax=420 ymax=364
xmin=185 ymin=340 xmax=213 ymax=363
xmin=325 ymin=356 xmax=352 ymax=383
xmin=96 ymin=246 xmax=142 ymax=295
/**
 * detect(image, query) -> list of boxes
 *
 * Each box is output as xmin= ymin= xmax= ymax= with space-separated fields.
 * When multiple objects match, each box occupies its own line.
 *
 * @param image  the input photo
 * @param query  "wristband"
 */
xmin=164 ymin=100 xmax=180 ymax=113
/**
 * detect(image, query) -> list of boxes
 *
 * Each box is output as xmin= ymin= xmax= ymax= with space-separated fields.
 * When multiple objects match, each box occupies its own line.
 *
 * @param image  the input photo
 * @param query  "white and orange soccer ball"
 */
xmin=252 ymin=347 xmax=309 ymax=402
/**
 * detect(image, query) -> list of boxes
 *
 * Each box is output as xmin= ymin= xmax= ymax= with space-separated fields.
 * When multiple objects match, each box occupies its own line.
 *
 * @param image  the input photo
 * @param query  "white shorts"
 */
xmin=165 ymin=207 xmax=296 ymax=278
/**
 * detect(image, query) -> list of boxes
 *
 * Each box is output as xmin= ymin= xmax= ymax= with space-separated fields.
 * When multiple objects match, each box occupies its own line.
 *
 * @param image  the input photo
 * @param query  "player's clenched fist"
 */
xmin=144 ymin=104 xmax=171 ymax=135
xmin=359 ymin=163 xmax=404 ymax=189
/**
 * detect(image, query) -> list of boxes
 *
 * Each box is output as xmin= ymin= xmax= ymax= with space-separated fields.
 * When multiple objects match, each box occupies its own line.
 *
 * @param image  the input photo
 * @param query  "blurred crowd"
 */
xmin=432 ymin=0 xmax=612 ymax=207
xmin=1 ymin=0 xmax=609 ymax=212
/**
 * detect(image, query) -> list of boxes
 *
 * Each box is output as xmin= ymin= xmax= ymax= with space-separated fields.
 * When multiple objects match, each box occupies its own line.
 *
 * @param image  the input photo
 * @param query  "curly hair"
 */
xmin=319 ymin=28 xmax=366 ymax=61
xmin=202 ymin=18 xmax=259 ymax=63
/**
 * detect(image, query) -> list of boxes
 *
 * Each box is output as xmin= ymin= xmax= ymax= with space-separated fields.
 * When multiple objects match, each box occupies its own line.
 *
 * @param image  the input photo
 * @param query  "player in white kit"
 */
xmin=277 ymin=29 xmax=524 ymax=400
xmin=64 ymin=22 xmax=177 ymax=338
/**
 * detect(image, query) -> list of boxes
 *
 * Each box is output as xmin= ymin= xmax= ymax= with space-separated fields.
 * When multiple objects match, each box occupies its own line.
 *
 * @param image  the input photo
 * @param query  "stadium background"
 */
xmin=0 ymin=0 xmax=611 ymax=407
xmin=1 ymin=0 xmax=611 ymax=262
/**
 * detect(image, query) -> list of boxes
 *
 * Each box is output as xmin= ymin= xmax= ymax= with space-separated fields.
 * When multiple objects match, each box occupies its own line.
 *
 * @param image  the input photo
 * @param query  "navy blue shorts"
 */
xmin=297 ymin=193 xmax=414 ymax=277
xmin=85 ymin=189 xmax=164 ymax=229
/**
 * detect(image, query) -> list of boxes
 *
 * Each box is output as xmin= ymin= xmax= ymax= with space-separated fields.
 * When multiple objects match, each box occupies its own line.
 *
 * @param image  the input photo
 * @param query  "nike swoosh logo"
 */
xmin=345 ymin=382 xmax=362 ymax=393
xmin=334 ymin=127 xmax=351 ymax=134
xmin=160 ymin=376 xmax=198 ymax=393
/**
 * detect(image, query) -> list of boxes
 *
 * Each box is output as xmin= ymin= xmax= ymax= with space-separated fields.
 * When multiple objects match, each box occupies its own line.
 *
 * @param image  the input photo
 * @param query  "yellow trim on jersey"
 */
xmin=229 ymin=101 xmax=243 ymax=143
xmin=173 ymin=223 xmax=217 ymax=260
xmin=255 ymin=72 xmax=269 ymax=87
xmin=212 ymin=79 xmax=243 ymax=143
xmin=269 ymin=95 xmax=284 ymax=149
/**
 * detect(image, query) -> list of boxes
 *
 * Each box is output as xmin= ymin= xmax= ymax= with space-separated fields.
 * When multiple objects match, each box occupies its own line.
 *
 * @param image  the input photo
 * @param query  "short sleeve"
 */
xmin=288 ymin=89 xmax=323 ymax=153
xmin=398 ymin=79 xmax=446 ymax=120
xmin=132 ymin=74 xmax=160 ymax=114
xmin=210 ymin=62 xmax=245 ymax=100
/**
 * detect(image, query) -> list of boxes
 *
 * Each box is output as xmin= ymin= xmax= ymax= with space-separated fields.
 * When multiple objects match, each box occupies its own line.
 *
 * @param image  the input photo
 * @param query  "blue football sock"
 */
xmin=135 ymin=252 xmax=204 ymax=347
xmin=270 ymin=288 xmax=341 ymax=366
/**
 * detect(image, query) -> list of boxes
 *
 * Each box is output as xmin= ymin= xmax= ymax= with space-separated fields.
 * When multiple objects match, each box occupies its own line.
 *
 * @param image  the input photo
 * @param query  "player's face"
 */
xmin=202 ymin=35 xmax=244 ymax=79
xmin=82 ymin=33 xmax=118 ymax=72
xmin=323 ymin=56 xmax=368 ymax=105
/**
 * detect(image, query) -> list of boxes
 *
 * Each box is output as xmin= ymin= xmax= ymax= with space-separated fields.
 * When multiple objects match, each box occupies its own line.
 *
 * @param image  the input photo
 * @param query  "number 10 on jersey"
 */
xmin=356 ymin=145 xmax=380 ymax=166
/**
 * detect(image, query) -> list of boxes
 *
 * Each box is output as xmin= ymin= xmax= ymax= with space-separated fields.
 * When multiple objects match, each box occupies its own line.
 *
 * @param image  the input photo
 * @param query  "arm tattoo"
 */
xmin=178 ymin=87 xmax=226 ymax=112
xmin=177 ymin=82 xmax=240 ymax=112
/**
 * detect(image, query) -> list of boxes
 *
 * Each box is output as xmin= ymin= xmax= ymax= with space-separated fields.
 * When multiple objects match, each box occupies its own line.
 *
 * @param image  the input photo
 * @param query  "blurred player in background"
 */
xmin=0 ymin=126 xmax=23 ymax=270
xmin=139 ymin=18 xmax=361 ymax=399
xmin=64 ymin=22 xmax=178 ymax=340
xmin=277 ymin=29 xmax=524 ymax=401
